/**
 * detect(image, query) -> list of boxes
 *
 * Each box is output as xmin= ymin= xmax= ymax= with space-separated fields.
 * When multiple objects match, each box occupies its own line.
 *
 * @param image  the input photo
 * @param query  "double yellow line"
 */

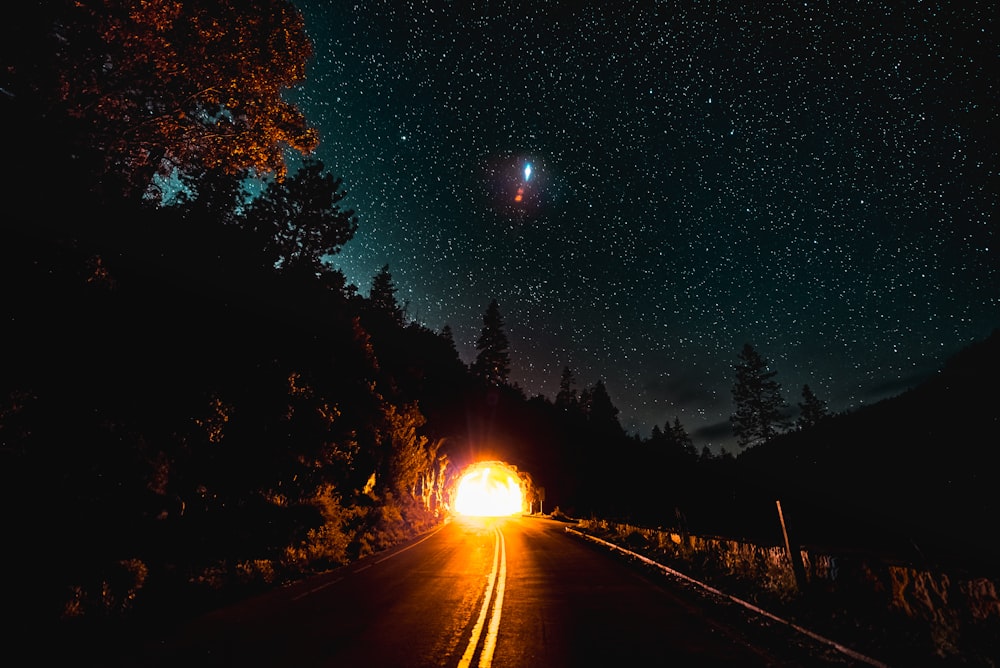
xmin=458 ymin=525 xmax=507 ymax=668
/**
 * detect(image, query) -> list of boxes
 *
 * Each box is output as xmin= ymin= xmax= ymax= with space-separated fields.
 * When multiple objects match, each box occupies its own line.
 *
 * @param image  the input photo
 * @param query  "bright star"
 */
xmin=524 ymin=163 xmax=532 ymax=181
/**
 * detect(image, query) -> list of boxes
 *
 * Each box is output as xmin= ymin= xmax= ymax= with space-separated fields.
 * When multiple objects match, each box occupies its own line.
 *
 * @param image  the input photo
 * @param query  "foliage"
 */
xmin=796 ymin=384 xmax=829 ymax=430
xmin=242 ymin=157 xmax=358 ymax=276
xmin=555 ymin=366 xmax=578 ymax=408
xmin=60 ymin=558 xmax=150 ymax=621
xmin=356 ymin=493 xmax=409 ymax=559
xmin=39 ymin=0 xmax=318 ymax=196
xmin=579 ymin=379 xmax=622 ymax=434
xmin=169 ymin=166 xmax=252 ymax=225
xmin=470 ymin=298 xmax=511 ymax=386
xmin=730 ymin=343 xmax=790 ymax=448
xmin=368 ymin=264 xmax=405 ymax=325
xmin=650 ymin=417 xmax=698 ymax=462
xmin=382 ymin=402 xmax=431 ymax=500
xmin=283 ymin=484 xmax=358 ymax=571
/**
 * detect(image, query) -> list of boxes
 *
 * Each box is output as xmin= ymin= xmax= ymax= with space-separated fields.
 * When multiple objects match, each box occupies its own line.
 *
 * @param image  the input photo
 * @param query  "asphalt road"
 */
xmin=118 ymin=515 xmax=876 ymax=667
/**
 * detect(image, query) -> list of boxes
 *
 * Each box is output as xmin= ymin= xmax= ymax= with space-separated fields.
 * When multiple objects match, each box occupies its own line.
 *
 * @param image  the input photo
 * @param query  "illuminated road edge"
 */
xmin=459 ymin=525 xmax=507 ymax=668
xmin=565 ymin=527 xmax=888 ymax=667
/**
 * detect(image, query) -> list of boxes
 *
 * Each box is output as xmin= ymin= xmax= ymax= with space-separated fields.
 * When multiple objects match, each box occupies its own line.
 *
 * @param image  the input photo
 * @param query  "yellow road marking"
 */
xmin=479 ymin=527 xmax=507 ymax=667
xmin=459 ymin=525 xmax=507 ymax=668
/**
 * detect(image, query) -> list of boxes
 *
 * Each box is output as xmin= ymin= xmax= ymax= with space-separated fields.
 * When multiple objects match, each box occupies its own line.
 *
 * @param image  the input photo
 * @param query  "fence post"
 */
xmin=776 ymin=499 xmax=807 ymax=591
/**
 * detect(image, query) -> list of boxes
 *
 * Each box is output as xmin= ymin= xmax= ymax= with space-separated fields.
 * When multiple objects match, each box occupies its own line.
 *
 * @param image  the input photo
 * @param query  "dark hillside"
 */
xmin=738 ymin=329 xmax=1000 ymax=573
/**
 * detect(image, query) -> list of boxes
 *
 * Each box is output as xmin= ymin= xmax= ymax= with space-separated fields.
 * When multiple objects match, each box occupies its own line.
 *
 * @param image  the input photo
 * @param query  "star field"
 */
xmin=289 ymin=0 xmax=997 ymax=452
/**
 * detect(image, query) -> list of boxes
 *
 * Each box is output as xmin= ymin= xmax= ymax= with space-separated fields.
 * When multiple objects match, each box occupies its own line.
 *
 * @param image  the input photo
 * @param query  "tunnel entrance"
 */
xmin=453 ymin=461 xmax=524 ymax=517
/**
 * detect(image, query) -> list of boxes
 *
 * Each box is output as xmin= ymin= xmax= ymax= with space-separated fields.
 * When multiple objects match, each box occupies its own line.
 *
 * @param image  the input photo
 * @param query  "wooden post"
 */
xmin=776 ymin=499 xmax=807 ymax=591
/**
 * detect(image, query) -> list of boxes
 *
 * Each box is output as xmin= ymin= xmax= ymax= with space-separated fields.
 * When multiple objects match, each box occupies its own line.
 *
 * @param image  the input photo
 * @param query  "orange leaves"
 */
xmin=52 ymin=0 xmax=319 ymax=193
xmin=287 ymin=371 xmax=312 ymax=398
xmin=130 ymin=0 xmax=183 ymax=31
xmin=195 ymin=395 xmax=233 ymax=444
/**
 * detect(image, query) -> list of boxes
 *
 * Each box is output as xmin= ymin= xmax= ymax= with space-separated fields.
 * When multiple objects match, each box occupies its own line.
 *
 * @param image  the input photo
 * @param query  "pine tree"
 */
xmin=654 ymin=416 xmax=696 ymax=461
xmin=581 ymin=379 xmax=621 ymax=433
xmin=796 ymin=384 xmax=829 ymax=430
xmin=369 ymin=264 xmax=404 ymax=324
xmin=440 ymin=324 xmax=455 ymax=347
xmin=243 ymin=157 xmax=357 ymax=276
xmin=471 ymin=299 xmax=510 ymax=386
xmin=669 ymin=417 xmax=697 ymax=459
xmin=437 ymin=325 xmax=462 ymax=366
xmin=730 ymin=343 xmax=790 ymax=448
xmin=555 ymin=366 xmax=578 ymax=408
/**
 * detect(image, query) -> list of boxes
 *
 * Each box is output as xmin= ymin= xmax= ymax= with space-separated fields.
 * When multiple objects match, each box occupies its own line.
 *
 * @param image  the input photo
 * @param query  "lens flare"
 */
xmin=454 ymin=464 xmax=523 ymax=517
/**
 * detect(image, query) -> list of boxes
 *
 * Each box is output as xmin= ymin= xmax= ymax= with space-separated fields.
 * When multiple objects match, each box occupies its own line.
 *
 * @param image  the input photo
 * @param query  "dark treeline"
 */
xmin=2 ymin=0 xmax=997 ymax=643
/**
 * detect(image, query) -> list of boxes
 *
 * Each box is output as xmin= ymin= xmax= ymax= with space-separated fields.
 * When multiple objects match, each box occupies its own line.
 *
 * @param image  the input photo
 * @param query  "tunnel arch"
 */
xmin=452 ymin=460 xmax=526 ymax=517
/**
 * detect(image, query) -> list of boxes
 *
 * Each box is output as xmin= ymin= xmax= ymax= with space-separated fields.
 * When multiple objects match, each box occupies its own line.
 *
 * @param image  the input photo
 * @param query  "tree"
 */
xmin=730 ymin=343 xmax=789 ymax=448
xmin=796 ymin=384 xmax=829 ymax=430
xmin=369 ymin=265 xmax=404 ymax=325
xmin=649 ymin=424 xmax=665 ymax=443
xmin=470 ymin=299 xmax=510 ymax=387
xmin=580 ymin=379 xmax=621 ymax=433
xmin=40 ymin=0 xmax=319 ymax=196
xmin=171 ymin=166 xmax=251 ymax=226
xmin=438 ymin=325 xmax=462 ymax=366
xmin=555 ymin=366 xmax=578 ymax=409
xmin=651 ymin=416 xmax=696 ymax=462
xmin=242 ymin=157 xmax=358 ymax=276
xmin=383 ymin=401 xmax=431 ymax=503
xmin=440 ymin=324 xmax=456 ymax=348
xmin=667 ymin=417 xmax=696 ymax=460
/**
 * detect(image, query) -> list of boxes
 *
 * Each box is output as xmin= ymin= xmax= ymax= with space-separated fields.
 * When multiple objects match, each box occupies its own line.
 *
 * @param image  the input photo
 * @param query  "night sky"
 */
xmin=286 ymin=0 xmax=997 ymax=453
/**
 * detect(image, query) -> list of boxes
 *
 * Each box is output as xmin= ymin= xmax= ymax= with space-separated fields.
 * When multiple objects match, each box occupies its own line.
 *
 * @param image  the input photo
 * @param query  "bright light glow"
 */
xmin=523 ymin=163 xmax=532 ymax=181
xmin=454 ymin=464 xmax=523 ymax=517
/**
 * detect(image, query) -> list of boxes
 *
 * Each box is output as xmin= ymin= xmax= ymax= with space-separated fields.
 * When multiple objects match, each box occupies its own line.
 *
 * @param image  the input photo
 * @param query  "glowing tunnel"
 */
xmin=454 ymin=461 xmax=524 ymax=517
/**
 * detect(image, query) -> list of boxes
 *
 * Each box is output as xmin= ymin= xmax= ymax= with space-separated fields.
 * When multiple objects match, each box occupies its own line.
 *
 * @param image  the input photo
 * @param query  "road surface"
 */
xmin=117 ymin=515 xmax=875 ymax=667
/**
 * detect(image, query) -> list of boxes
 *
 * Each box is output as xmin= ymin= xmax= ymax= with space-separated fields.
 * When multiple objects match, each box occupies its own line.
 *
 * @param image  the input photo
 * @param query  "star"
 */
xmin=292 ymin=0 xmax=997 ymax=453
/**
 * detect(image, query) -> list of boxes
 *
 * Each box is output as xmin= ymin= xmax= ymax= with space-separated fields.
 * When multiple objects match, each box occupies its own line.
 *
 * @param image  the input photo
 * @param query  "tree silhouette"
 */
xmin=243 ymin=157 xmax=357 ymax=276
xmin=369 ymin=265 xmax=404 ymax=325
xmin=171 ymin=167 xmax=251 ymax=226
xmin=796 ymin=384 xmax=829 ymax=430
xmin=555 ymin=366 xmax=578 ymax=409
xmin=470 ymin=299 xmax=511 ymax=387
xmin=730 ymin=343 xmax=789 ymax=448
xmin=440 ymin=324 xmax=456 ymax=348
xmin=650 ymin=416 xmax=696 ymax=463
xmin=580 ymin=379 xmax=621 ymax=434
xmin=667 ymin=417 xmax=697 ymax=460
